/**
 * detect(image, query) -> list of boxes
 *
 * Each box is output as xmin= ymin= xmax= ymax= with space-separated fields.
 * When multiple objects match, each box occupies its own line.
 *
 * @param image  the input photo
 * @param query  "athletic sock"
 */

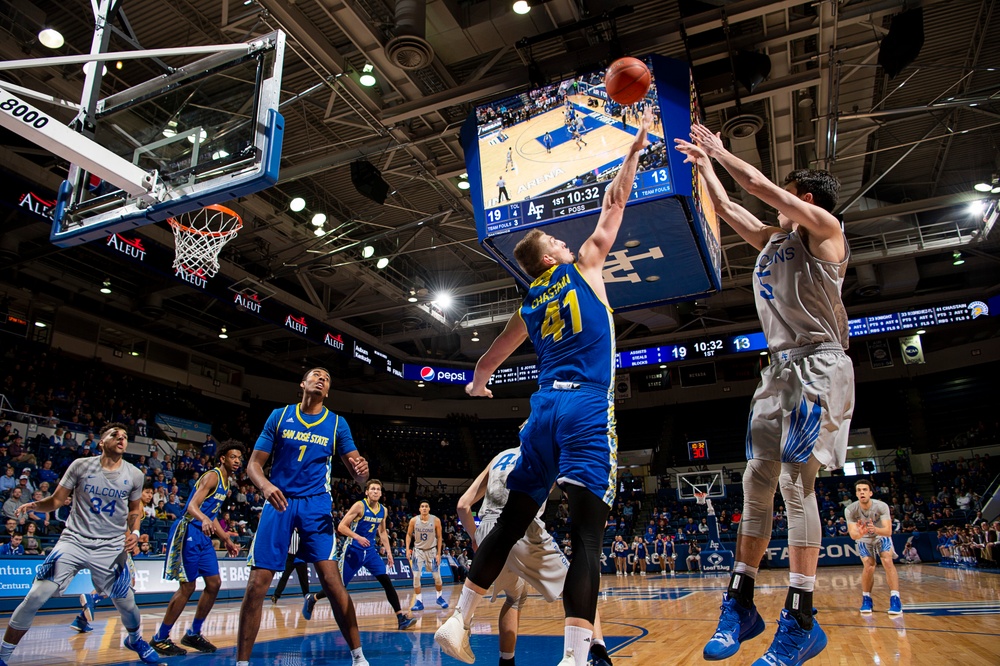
xmin=499 ymin=650 xmax=515 ymax=659
xmin=728 ymin=564 xmax=757 ymax=608
xmin=456 ymin=586 xmax=483 ymax=629
xmin=189 ymin=618 xmax=205 ymax=635
xmin=153 ymin=623 xmax=172 ymax=641
xmin=236 ymin=661 xmax=250 ymax=666
xmin=350 ymin=647 xmax=365 ymax=661
xmin=1 ymin=640 xmax=17 ymax=661
xmin=564 ymin=626 xmax=593 ymax=666
xmin=890 ymin=590 xmax=900 ymax=598
xmin=862 ymin=592 xmax=871 ymax=598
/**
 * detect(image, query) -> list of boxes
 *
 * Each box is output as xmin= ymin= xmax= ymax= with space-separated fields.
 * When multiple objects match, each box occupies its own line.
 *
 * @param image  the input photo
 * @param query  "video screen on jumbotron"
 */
xmin=469 ymin=57 xmax=673 ymax=230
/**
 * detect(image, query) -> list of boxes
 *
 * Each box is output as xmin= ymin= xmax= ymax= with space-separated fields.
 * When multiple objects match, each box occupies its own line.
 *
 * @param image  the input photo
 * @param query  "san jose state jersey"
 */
xmin=255 ymin=404 xmax=357 ymax=498
xmin=184 ymin=467 xmax=229 ymax=527
xmin=520 ymin=263 xmax=615 ymax=388
xmin=349 ymin=500 xmax=384 ymax=548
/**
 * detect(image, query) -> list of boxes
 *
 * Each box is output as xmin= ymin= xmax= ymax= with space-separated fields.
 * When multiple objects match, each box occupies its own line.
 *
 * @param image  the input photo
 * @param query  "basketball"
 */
xmin=605 ymin=57 xmax=651 ymax=106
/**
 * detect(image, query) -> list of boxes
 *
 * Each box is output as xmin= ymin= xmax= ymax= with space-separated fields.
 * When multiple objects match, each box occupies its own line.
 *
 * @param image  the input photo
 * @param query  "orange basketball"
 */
xmin=605 ymin=57 xmax=651 ymax=106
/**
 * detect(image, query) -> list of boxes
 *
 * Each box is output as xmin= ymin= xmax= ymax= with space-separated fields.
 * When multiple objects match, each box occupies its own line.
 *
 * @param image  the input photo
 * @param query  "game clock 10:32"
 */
xmin=687 ymin=440 xmax=708 ymax=462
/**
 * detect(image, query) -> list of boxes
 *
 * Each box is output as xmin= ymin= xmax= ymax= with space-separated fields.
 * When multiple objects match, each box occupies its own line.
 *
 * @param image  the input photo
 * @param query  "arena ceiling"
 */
xmin=1 ymin=0 xmax=999 ymax=396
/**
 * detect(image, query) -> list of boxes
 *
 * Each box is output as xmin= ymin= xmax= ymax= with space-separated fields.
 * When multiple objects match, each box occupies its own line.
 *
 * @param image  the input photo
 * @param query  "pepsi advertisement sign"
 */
xmin=403 ymin=364 xmax=473 ymax=384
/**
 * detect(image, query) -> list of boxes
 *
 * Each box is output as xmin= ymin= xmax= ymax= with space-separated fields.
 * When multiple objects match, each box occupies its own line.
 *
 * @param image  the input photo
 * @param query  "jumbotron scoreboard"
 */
xmin=461 ymin=55 xmax=721 ymax=312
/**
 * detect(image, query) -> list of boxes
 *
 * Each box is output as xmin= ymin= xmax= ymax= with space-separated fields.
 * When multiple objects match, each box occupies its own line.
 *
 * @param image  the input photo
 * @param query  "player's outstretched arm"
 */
xmin=577 ymin=105 xmax=652 ymax=275
xmin=690 ymin=124 xmax=843 ymax=248
xmin=125 ymin=498 xmax=143 ymax=550
xmin=467 ymin=312 xmax=528 ymax=398
xmin=457 ymin=466 xmax=490 ymax=549
xmin=674 ymin=137 xmax=775 ymax=251
xmin=17 ymin=484 xmax=71 ymax=516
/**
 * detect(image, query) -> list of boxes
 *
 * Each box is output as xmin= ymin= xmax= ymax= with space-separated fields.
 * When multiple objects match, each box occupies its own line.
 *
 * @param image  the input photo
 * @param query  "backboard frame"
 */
xmin=676 ymin=470 xmax=726 ymax=502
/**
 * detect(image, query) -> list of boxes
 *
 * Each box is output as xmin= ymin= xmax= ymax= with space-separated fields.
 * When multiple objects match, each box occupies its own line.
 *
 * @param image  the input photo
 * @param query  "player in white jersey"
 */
xmin=677 ymin=127 xmax=853 ymax=665
xmin=0 ymin=423 xmax=158 ymax=666
xmin=452 ymin=446 xmax=613 ymax=666
xmin=844 ymin=478 xmax=902 ymax=615
xmin=406 ymin=501 xmax=448 ymax=610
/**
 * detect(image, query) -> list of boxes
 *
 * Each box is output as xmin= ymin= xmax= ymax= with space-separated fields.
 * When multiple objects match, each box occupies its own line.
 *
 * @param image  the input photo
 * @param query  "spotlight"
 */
xmin=952 ymin=251 xmax=965 ymax=265
xmin=290 ymin=197 xmax=306 ymax=212
xmin=974 ymin=182 xmax=993 ymax=192
xmin=115 ymin=60 xmax=123 ymax=70
xmin=100 ymin=279 xmax=112 ymax=294
xmin=659 ymin=364 xmax=667 ymax=369
xmin=162 ymin=120 xmax=178 ymax=138
xmin=760 ymin=350 xmax=768 ymax=356
xmin=129 ymin=351 xmax=139 ymax=356
xmin=313 ymin=227 xmax=325 ymax=237
xmin=34 ymin=321 xmax=47 ymax=328
xmin=359 ymin=64 xmax=376 ymax=87
xmin=407 ymin=289 xmax=418 ymax=303
xmin=311 ymin=213 xmax=327 ymax=226
xmin=471 ymin=331 xmax=480 ymax=342
xmin=362 ymin=245 xmax=375 ymax=259
xmin=969 ymin=201 xmax=985 ymax=216
xmin=417 ymin=380 xmax=425 ymax=387
xmin=211 ymin=149 xmax=229 ymax=160
xmin=219 ymin=326 xmax=228 ymax=339
xmin=916 ymin=329 xmax=926 ymax=335
xmin=433 ymin=292 xmax=453 ymax=309
xmin=376 ymin=257 xmax=389 ymax=269
xmin=513 ymin=0 xmax=530 ymax=14
xmin=186 ymin=129 xmax=208 ymax=144
xmin=38 ymin=29 xmax=64 ymax=49
xmin=82 ymin=61 xmax=108 ymax=77
xmin=457 ymin=180 xmax=470 ymax=190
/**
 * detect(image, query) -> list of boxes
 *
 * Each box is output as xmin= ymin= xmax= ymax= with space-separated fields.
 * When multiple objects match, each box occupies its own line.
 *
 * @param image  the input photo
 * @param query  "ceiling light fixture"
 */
xmin=952 ymin=251 xmax=965 ymax=266
xmin=38 ymin=28 xmax=64 ymax=49
xmin=359 ymin=64 xmax=377 ymax=87
xmin=916 ymin=329 xmax=926 ymax=335
xmin=407 ymin=289 xmax=418 ymax=303
xmin=974 ymin=182 xmax=993 ymax=192
xmin=311 ymin=213 xmax=327 ymax=226
xmin=361 ymin=245 xmax=375 ymax=259
xmin=313 ymin=227 xmax=325 ymax=237
xmin=219 ymin=326 xmax=228 ymax=339
xmin=129 ymin=351 xmax=139 ymax=356
xmin=433 ymin=292 xmax=453 ymax=309
xmin=471 ymin=331 xmax=480 ymax=342
xmin=457 ymin=180 xmax=470 ymax=190
xmin=100 ymin=279 xmax=112 ymax=294
xmin=513 ymin=1 xmax=531 ymax=14
xmin=289 ymin=197 xmax=306 ymax=212
xmin=376 ymin=257 xmax=390 ymax=269
xmin=969 ymin=200 xmax=985 ymax=216
xmin=34 ymin=321 xmax=47 ymax=328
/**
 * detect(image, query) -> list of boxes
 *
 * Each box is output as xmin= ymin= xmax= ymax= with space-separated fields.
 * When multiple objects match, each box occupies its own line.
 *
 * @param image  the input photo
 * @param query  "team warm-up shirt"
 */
xmin=520 ymin=263 xmax=615 ymax=388
xmin=844 ymin=499 xmax=891 ymax=538
xmin=753 ymin=230 xmax=850 ymax=352
xmin=59 ymin=457 xmax=144 ymax=544
xmin=184 ymin=466 xmax=229 ymax=527
xmin=479 ymin=447 xmax=546 ymax=541
xmin=350 ymin=500 xmax=385 ymax=549
xmin=413 ymin=515 xmax=439 ymax=551
xmin=255 ymin=404 xmax=357 ymax=498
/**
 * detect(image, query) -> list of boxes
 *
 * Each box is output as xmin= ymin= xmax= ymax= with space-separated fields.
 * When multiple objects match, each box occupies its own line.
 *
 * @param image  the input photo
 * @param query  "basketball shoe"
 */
xmin=751 ymin=610 xmax=827 ymax=666
xmin=437 ymin=595 xmax=449 ymax=609
xmin=434 ymin=609 xmax=475 ymax=664
xmin=69 ymin=614 xmax=93 ymax=633
xmin=302 ymin=593 xmax=317 ymax=620
xmin=703 ymin=594 xmax=766 ymax=661
xmin=397 ymin=613 xmax=417 ymax=630
xmin=860 ymin=596 xmax=873 ymax=614
xmin=888 ymin=596 xmax=902 ymax=615
xmin=124 ymin=636 xmax=160 ymax=665
xmin=411 ymin=599 xmax=424 ymax=611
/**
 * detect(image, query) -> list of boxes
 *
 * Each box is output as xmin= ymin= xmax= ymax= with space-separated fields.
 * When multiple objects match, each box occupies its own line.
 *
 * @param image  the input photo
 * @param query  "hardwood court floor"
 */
xmin=5 ymin=564 xmax=998 ymax=665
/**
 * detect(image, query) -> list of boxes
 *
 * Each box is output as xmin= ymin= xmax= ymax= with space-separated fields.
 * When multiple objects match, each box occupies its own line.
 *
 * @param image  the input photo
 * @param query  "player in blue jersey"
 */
xmin=436 ymin=106 xmax=652 ymax=666
xmin=237 ymin=368 xmax=371 ymax=666
xmin=151 ymin=440 xmax=245 ymax=655
xmin=302 ymin=479 xmax=416 ymax=629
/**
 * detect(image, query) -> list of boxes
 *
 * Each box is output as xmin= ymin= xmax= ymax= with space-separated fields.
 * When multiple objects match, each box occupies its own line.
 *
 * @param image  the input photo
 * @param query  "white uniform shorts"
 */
xmin=747 ymin=343 xmax=854 ymax=470
xmin=478 ymin=518 xmax=570 ymax=603
xmin=36 ymin=531 xmax=135 ymax=598
xmin=412 ymin=547 xmax=439 ymax=573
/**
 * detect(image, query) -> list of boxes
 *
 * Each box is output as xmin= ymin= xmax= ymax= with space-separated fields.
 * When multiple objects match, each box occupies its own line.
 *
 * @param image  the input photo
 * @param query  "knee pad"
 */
xmin=778 ymin=458 xmax=822 ymax=548
xmin=737 ymin=459 xmax=781 ymax=540
xmin=112 ymin=591 xmax=142 ymax=632
xmin=9 ymin=579 xmax=59 ymax=631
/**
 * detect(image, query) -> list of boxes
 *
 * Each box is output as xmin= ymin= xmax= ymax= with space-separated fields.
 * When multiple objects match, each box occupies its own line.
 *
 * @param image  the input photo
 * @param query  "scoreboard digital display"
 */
xmin=687 ymin=440 xmax=709 ymax=462
xmin=467 ymin=56 xmax=677 ymax=236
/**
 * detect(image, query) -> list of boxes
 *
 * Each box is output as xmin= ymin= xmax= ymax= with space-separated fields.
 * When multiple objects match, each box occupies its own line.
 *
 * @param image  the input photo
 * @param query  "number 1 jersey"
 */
xmin=255 ymin=404 xmax=357 ymax=498
xmin=520 ymin=263 xmax=615 ymax=388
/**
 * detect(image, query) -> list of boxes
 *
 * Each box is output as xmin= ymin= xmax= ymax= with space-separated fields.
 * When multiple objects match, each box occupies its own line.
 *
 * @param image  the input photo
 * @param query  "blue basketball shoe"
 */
xmin=70 ymin=613 xmax=93 ymax=633
xmin=302 ymin=593 xmax=317 ymax=621
xmin=124 ymin=636 xmax=160 ymax=665
xmin=860 ymin=596 xmax=873 ymax=614
xmin=411 ymin=599 xmax=424 ymax=611
xmin=888 ymin=595 xmax=902 ymax=616
xmin=752 ymin=610 xmax=827 ymax=666
xmin=397 ymin=614 xmax=417 ymax=630
xmin=703 ymin=594 xmax=766 ymax=660
xmin=436 ymin=595 xmax=449 ymax=609
xmin=80 ymin=593 xmax=99 ymax=622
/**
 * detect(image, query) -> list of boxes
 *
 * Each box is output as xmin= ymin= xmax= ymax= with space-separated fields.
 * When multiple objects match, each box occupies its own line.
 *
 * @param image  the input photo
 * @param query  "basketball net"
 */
xmin=167 ymin=204 xmax=243 ymax=278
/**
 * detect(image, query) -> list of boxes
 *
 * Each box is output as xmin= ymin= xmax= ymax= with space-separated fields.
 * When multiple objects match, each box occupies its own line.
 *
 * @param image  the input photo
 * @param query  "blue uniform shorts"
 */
xmin=165 ymin=520 xmax=219 ymax=582
xmin=341 ymin=544 xmax=386 ymax=584
xmin=248 ymin=494 xmax=336 ymax=571
xmin=509 ymin=383 xmax=617 ymax=507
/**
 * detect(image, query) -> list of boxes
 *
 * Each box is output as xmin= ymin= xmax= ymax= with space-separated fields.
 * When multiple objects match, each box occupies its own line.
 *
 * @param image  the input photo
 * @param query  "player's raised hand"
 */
xmin=632 ymin=105 xmax=653 ymax=151
xmin=466 ymin=382 xmax=493 ymax=398
xmin=690 ymin=123 xmax=725 ymax=159
xmin=673 ymin=138 xmax=710 ymax=167
xmin=263 ymin=482 xmax=288 ymax=512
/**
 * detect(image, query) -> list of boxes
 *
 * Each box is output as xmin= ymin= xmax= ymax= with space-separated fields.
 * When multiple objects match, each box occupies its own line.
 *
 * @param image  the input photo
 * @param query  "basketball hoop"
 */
xmin=167 ymin=204 xmax=242 ymax=278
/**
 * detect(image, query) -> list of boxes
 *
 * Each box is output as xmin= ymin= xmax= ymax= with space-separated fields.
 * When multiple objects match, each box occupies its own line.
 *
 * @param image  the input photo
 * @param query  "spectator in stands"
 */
xmin=686 ymin=541 xmax=701 ymax=572
xmin=155 ymin=500 xmax=169 ymax=520
xmin=134 ymin=541 xmax=153 ymax=558
xmin=136 ymin=415 xmax=147 ymax=437
xmin=698 ymin=518 xmax=710 ymax=535
xmin=36 ymin=460 xmax=58 ymax=485
xmin=148 ymin=450 xmax=163 ymax=471
xmin=163 ymin=493 xmax=183 ymax=521
xmin=836 ymin=517 xmax=849 ymax=537
xmin=824 ymin=519 xmax=837 ymax=538
xmin=9 ymin=435 xmax=36 ymax=468
xmin=3 ymin=487 xmax=27 ymax=520
xmin=22 ymin=523 xmax=41 ymax=555
xmin=0 ymin=466 xmax=16 ymax=494
xmin=901 ymin=514 xmax=917 ymax=533
xmin=956 ymin=489 xmax=973 ymax=512
xmin=684 ymin=517 xmax=699 ymax=537
xmin=0 ymin=533 xmax=24 ymax=555
xmin=4 ymin=518 xmax=20 ymax=540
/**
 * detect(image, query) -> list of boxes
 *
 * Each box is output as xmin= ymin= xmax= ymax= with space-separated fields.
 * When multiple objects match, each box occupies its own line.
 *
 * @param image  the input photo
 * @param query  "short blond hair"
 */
xmin=513 ymin=229 xmax=548 ymax=278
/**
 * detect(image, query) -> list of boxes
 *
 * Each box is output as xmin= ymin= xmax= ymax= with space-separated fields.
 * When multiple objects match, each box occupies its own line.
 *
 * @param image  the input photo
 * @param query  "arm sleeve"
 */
xmin=254 ymin=408 xmax=284 ymax=454
xmin=334 ymin=416 xmax=357 ymax=456
xmin=58 ymin=459 xmax=81 ymax=491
